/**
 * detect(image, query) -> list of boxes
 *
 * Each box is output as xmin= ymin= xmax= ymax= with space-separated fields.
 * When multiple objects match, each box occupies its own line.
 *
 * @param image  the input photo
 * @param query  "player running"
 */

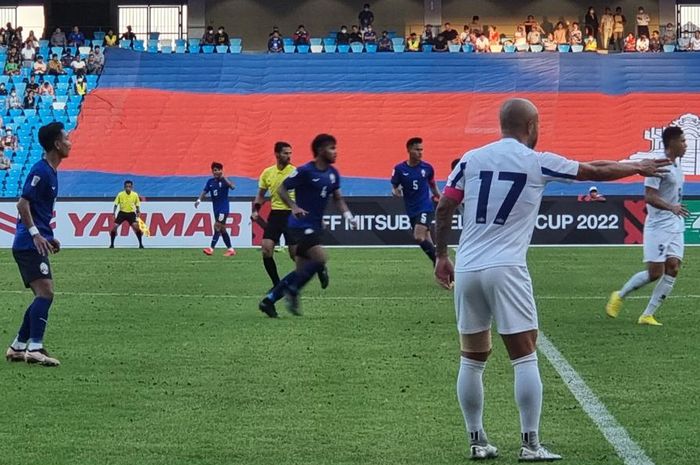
xmin=606 ymin=126 xmax=688 ymax=326
xmin=109 ymin=180 xmax=144 ymax=248
xmin=433 ymin=99 xmax=668 ymax=461
xmin=5 ymin=123 xmax=71 ymax=367
xmin=258 ymin=134 xmax=356 ymax=318
xmin=252 ymin=142 xmax=329 ymax=288
xmin=195 ymin=162 xmax=236 ymax=257
xmin=391 ymin=137 xmax=441 ymax=265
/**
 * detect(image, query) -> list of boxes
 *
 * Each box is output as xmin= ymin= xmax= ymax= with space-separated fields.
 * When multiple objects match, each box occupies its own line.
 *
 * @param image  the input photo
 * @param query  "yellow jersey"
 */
xmin=258 ymin=164 xmax=295 ymax=210
xmin=114 ymin=190 xmax=140 ymax=213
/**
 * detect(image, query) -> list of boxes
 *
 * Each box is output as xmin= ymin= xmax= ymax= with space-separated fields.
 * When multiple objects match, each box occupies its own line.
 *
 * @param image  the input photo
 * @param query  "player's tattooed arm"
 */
xmin=278 ymin=184 xmax=306 ymax=217
xmin=645 ymin=187 xmax=689 ymax=217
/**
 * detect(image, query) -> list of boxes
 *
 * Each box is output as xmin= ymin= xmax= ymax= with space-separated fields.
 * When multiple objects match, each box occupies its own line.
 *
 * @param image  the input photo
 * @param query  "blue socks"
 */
xmin=266 ymin=261 xmax=325 ymax=303
xmin=210 ymin=232 xmax=221 ymax=248
xmin=28 ymin=297 xmax=52 ymax=345
xmin=221 ymin=230 xmax=232 ymax=248
xmin=16 ymin=302 xmax=33 ymax=343
xmin=267 ymin=272 xmax=297 ymax=302
xmin=419 ymin=240 xmax=436 ymax=264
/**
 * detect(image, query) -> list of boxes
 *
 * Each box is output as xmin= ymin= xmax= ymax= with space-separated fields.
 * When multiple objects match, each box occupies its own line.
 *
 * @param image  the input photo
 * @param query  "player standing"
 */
xmin=391 ymin=137 xmax=441 ymax=265
xmin=5 ymin=123 xmax=71 ymax=366
xmin=109 ymin=180 xmax=144 ymax=248
xmin=195 ymin=162 xmax=236 ymax=257
xmin=433 ymin=99 xmax=668 ymax=461
xmin=258 ymin=134 xmax=356 ymax=318
xmin=606 ymin=126 xmax=688 ymax=326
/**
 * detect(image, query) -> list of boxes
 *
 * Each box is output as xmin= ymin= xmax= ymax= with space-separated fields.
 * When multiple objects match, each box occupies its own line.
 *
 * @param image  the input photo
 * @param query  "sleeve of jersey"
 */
xmin=283 ymin=167 xmax=303 ymax=190
xmin=443 ymin=161 xmax=466 ymax=203
xmin=390 ymin=167 xmax=399 ymax=186
xmin=21 ymin=170 xmax=40 ymax=202
xmin=539 ymin=152 xmax=579 ymax=184
xmin=333 ymin=170 xmax=341 ymax=192
xmin=113 ymin=193 xmax=120 ymax=206
xmin=135 ymin=195 xmax=141 ymax=206
xmin=644 ymin=174 xmax=661 ymax=189
xmin=258 ymin=171 xmax=268 ymax=190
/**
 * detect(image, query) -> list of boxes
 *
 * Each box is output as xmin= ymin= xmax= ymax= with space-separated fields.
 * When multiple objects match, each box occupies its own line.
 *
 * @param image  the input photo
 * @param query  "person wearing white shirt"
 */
xmin=690 ymin=31 xmax=700 ymax=51
xmin=433 ymin=98 xmax=669 ymax=462
xmin=70 ymin=55 xmax=86 ymax=76
xmin=0 ymin=153 xmax=11 ymax=171
xmin=636 ymin=34 xmax=650 ymax=52
xmin=20 ymin=42 xmax=35 ymax=68
xmin=636 ymin=6 xmax=650 ymax=38
xmin=475 ymin=33 xmax=489 ymax=52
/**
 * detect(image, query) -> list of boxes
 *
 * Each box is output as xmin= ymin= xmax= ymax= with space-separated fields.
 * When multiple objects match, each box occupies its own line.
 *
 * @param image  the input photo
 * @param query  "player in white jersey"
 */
xmin=606 ymin=126 xmax=688 ymax=326
xmin=433 ymin=99 xmax=669 ymax=462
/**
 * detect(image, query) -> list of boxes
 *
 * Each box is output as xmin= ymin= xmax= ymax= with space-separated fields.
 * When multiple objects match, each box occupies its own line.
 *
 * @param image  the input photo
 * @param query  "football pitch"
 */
xmin=0 ymin=247 xmax=697 ymax=465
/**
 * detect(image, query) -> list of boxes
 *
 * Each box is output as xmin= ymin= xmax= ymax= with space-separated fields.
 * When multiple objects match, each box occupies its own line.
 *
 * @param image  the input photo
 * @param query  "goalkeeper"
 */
xmin=109 ymin=180 xmax=145 ymax=249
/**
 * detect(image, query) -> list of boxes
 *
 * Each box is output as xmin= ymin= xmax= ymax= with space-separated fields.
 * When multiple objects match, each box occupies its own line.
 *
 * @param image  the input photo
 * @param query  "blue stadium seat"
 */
xmin=84 ymin=39 xmax=91 ymax=47
xmin=310 ymin=38 xmax=322 ymax=46
xmin=202 ymin=45 xmax=215 ymax=54
xmin=462 ymin=44 xmax=474 ymax=53
xmin=530 ymin=44 xmax=543 ymax=52
xmin=13 ymin=84 xmax=26 ymax=96
xmin=51 ymin=46 xmax=63 ymax=56
xmin=422 ymin=45 xmax=433 ymax=52
xmin=175 ymin=45 xmax=186 ymax=54
xmin=571 ymin=44 xmax=584 ymax=53
xmin=13 ymin=115 xmax=26 ymax=124
xmin=448 ymin=44 xmax=461 ymax=53
xmin=296 ymin=45 xmax=310 ymax=53
xmin=9 ymin=109 xmax=23 ymax=118
xmin=216 ymin=45 xmax=229 ymax=53
xmin=39 ymin=47 xmax=49 ymax=58
xmin=39 ymin=39 xmax=49 ymax=48
xmin=92 ymin=40 xmax=104 ymax=48
xmin=133 ymin=40 xmax=145 ymax=52
xmin=558 ymin=44 xmax=571 ymax=53
xmin=79 ymin=46 xmax=91 ymax=57
xmin=311 ymin=45 xmax=323 ymax=53
xmin=230 ymin=38 xmax=242 ymax=47
xmin=350 ymin=43 xmax=364 ymax=53
xmin=188 ymin=38 xmax=201 ymax=51
xmin=120 ymin=40 xmax=132 ymax=49
xmin=161 ymin=45 xmax=173 ymax=54
xmin=38 ymin=108 xmax=52 ymax=117
xmin=391 ymin=38 xmax=404 ymax=48
xmin=504 ymin=44 xmax=517 ymax=53
xmin=393 ymin=44 xmax=405 ymax=52
xmin=55 ymin=95 xmax=69 ymax=103
xmin=230 ymin=45 xmax=242 ymax=53
xmin=283 ymin=38 xmax=294 ymax=46
xmin=324 ymin=44 xmax=337 ymax=53
xmin=148 ymin=39 xmax=159 ymax=48
xmin=663 ymin=44 xmax=676 ymax=52
xmin=67 ymin=108 xmax=80 ymax=118
xmin=57 ymin=75 xmax=70 ymax=84
xmin=175 ymin=39 xmax=186 ymax=47
xmin=0 ymin=75 xmax=8 ymax=85
xmin=323 ymin=37 xmax=336 ymax=46
xmin=67 ymin=46 xmax=77 ymax=56
xmin=93 ymin=31 xmax=106 ymax=40
xmin=283 ymin=45 xmax=295 ymax=53
xmin=147 ymin=45 xmax=159 ymax=53
xmin=337 ymin=44 xmax=350 ymax=53
xmin=365 ymin=44 xmax=377 ymax=53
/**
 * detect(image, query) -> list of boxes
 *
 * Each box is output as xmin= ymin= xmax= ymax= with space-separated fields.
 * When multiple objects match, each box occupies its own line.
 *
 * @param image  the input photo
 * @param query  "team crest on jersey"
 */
xmin=31 ymin=175 xmax=41 ymax=187
xmin=629 ymin=113 xmax=699 ymax=175
xmin=330 ymin=173 xmax=336 ymax=183
xmin=39 ymin=262 xmax=49 ymax=275
xmin=421 ymin=169 xmax=426 ymax=177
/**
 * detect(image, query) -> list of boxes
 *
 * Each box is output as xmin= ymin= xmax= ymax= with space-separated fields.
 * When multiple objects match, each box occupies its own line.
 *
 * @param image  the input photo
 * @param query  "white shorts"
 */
xmin=455 ymin=266 xmax=538 ymax=335
xmin=643 ymin=229 xmax=684 ymax=263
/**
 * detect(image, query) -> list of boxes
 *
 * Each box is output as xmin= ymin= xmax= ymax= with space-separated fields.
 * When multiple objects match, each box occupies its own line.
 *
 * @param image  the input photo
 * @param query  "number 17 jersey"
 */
xmin=444 ymin=138 xmax=579 ymax=272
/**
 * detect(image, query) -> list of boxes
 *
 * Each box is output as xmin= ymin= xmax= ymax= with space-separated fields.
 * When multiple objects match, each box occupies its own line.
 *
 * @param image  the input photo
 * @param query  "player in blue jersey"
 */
xmin=258 ymin=134 xmax=357 ymax=318
xmin=391 ymin=137 xmax=441 ymax=265
xmin=5 ymin=123 xmax=70 ymax=367
xmin=195 ymin=162 xmax=237 ymax=257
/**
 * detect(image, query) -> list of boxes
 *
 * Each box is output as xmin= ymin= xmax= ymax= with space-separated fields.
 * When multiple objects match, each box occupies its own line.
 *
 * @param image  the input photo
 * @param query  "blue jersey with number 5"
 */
xmin=391 ymin=161 xmax=435 ymax=217
xmin=443 ymin=138 xmax=579 ymax=272
xmin=283 ymin=161 xmax=340 ymax=231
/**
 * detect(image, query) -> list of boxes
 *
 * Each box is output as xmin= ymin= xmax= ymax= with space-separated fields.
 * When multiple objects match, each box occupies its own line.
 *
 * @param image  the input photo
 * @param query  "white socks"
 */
xmin=642 ymin=274 xmax=676 ymax=316
xmin=619 ymin=270 xmax=651 ymax=298
xmin=512 ymin=352 xmax=542 ymax=436
xmin=10 ymin=337 xmax=26 ymax=351
xmin=457 ymin=356 xmax=486 ymax=442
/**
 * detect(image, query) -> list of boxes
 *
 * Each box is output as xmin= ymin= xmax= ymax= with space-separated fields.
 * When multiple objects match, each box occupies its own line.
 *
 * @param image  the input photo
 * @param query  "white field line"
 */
xmin=539 ymin=333 xmax=655 ymax=465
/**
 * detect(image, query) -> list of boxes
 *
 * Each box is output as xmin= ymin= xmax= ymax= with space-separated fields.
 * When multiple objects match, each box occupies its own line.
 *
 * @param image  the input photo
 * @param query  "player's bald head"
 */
xmin=499 ymin=98 xmax=539 ymax=148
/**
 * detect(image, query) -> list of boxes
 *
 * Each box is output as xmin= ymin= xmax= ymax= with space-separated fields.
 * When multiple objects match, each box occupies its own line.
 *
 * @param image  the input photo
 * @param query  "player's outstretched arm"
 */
xmin=645 ymin=187 xmax=689 ymax=217
xmin=16 ymin=198 xmax=54 ymax=256
xmin=225 ymin=177 xmax=235 ymax=189
xmin=434 ymin=196 xmax=458 ymax=289
xmin=251 ymin=188 xmax=267 ymax=220
xmin=277 ymin=184 xmax=307 ymax=217
xmin=194 ymin=190 xmax=207 ymax=208
xmin=576 ymin=158 xmax=670 ymax=181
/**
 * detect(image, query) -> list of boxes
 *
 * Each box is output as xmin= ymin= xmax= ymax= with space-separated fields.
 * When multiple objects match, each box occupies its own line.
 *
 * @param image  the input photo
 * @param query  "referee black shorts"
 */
xmin=13 ymin=248 xmax=52 ymax=288
xmin=263 ymin=210 xmax=296 ymax=245
xmin=115 ymin=211 xmax=137 ymax=225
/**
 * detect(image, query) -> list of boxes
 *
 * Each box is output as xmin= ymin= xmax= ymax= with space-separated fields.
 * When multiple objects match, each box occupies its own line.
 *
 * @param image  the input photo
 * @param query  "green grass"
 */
xmin=0 ymin=247 xmax=697 ymax=465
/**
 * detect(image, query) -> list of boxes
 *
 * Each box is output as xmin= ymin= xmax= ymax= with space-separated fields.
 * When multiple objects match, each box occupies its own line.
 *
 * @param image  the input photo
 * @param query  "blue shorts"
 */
xmin=213 ymin=210 xmax=230 ymax=224
xmin=13 ymin=248 xmax=52 ymax=288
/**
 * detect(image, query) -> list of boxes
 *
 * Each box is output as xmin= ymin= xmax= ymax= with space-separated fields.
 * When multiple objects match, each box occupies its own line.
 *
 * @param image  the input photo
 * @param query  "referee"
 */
xmin=109 ymin=180 xmax=144 ymax=249
xmin=252 ymin=142 xmax=296 ymax=286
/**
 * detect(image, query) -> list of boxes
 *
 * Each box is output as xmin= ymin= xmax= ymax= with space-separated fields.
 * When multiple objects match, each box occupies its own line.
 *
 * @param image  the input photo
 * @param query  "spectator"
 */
xmin=7 ymin=45 xmax=19 ymax=63
xmin=215 ymin=26 xmax=230 ymax=46
xmin=71 ymin=54 xmax=87 ymax=76
xmin=20 ymin=42 xmax=35 ymax=68
xmin=433 ymin=33 xmax=448 ymax=52
xmin=2 ymin=128 xmax=17 ymax=151
xmin=488 ymin=25 xmax=499 ymax=45
xmin=4 ymin=22 xmax=15 ymax=44
xmin=636 ymin=7 xmax=650 ymax=38
xmin=585 ymin=7 xmax=599 ymax=41
xmin=580 ymin=186 xmax=607 ymax=202
xmin=267 ymin=31 xmax=283 ymax=53
xmin=378 ymin=30 xmax=393 ymax=52
xmin=691 ymin=30 xmax=700 ymax=51
xmin=524 ymin=15 xmax=538 ymax=35
xmin=39 ymin=80 xmax=54 ymax=97
xmin=475 ymin=32 xmax=490 ymax=52
xmin=623 ymin=32 xmax=637 ymax=51
xmin=88 ymin=46 xmax=104 ymax=74
xmin=5 ymin=90 xmax=22 ymax=110
xmin=336 ymin=25 xmax=350 ymax=45
xmin=121 ymin=25 xmax=136 ymax=42
xmin=553 ymin=22 xmax=567 ymax=44
xmin=201 ymin=26 xmax=216 ymax=45
xmin=0 ymin=151 xmax=11 ymax=171
xmin=33 ymin=55 xmax=47 ymax=75
xmin=406 ymin=32 xmax=420 ymax=51
xmin=4 ymin=60 xmax=19 ymax=76
xmin=599 ymin=7 xmax=614 ymax=50
xmin=75 ymin=76 xmax=87 ymax=97
xmin=68 ymin=26 xmax=85 ymax=47
xmin=443 ymin=23 xmax=458 ymax=43
xmin=527 ymin=26 xmax=542 ymax=46
xmin=13 ymin=26 xmax=23 ymax=45
xmin=421 ymin=24 xmax=434 ymax=45
xmin=584 ymin=30 xmax=598 ymax=51
xmin=613 ymin=7 xmax=626 ymax=50
xmin=293 ymin=25 xmax=310 ymax=46
xmin=61 ymin=49 xmax=73 ymax=68
xmin=662 ymin=23 xmax=676 ymax=45
xmin=678 ymin=30 xmax=691 ymax=50
xmin=570 ymin=22 xmax=583 ymax=45
xmin=23 ymin=89 xmax=37 ymax=110
xmin=0 ymin=27 xmax=5 ymax=47
xmin=363 ymin=25 xmax=377 ymax=44
xmin=26 ymin=75 xmax=39 ymax=94
xmin=25 ymin=30 xmax=39 ymax=49
xmin=514 ymin=25 xmax=527 ymax=47
xmin=104 ymin=28 xmax=118 ymax=47
xmin=649 ymin=30 xmax=661 ymax=52
xmin=48 ymin=54 xmax=64 ymax=75
xmin=543 ymin=33 xmax=557 ymax=51
xmin=349 ymin=25 xmax=363 ymax=44
xmin=268 ymin=26 xmax=281 ymax=37
xmin=470 ymin=16 xmax=481 ymax=33
xmin=636 ymin=33 xmax=649 ymax=52
xmin=0 ymin=82 xmax=7 ymax=96
xmin=51 ymin=27 xmax=67 ymax=47
xmin=358 ymin=3 xmax=374 ymax=31
xmin=459 ymin=25 xmax=471 ymax=44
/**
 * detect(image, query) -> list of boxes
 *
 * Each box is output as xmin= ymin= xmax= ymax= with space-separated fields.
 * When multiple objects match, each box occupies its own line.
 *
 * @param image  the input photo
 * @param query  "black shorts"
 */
xmin=13 ymin=248 xmax=52 ymax=288
xmin=288 ymin=228 xmax=322 ymax=258
xmin=115 ymin=211 xmax=137 ymax=225
xmin=263 ymin=210 xmax=296 ymax=245
xmin=410 ymin=211 xmax=435 ymax=229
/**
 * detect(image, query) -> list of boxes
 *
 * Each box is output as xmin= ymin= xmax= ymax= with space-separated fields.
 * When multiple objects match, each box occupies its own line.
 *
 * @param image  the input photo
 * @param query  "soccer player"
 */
xmin=109 ymin=180 xmax=144 ymax=248
xmin=433 ymin=99 xmax=668 ymax=461
xmin=195 ymin=162 xmax=236 ymax=257
xmin=391 ymin=137 xmax=441 ymax=265
xmin=258 ymin=134 xmax=356 ymax=318
xmin=5 ymin=123 xmax=71 ymax=366
xmin=606 ymin=126 xmax=688 ymax=326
